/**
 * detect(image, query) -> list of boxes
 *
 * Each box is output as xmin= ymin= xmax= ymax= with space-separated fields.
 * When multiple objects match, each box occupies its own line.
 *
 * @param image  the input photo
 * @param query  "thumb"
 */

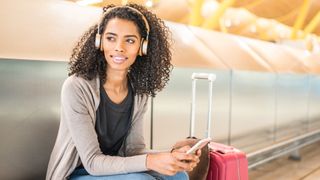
xmin=174 ymin=145 xmax=191 ymax=153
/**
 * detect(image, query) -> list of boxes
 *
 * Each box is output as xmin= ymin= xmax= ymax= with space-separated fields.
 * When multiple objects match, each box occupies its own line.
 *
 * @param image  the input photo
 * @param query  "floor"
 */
xmin=249 ymin=141 xmax=320 ymax=180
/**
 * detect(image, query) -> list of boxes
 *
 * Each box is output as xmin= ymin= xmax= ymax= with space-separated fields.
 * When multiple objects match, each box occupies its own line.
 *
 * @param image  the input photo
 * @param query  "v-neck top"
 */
xmin=95 ymin=82 xmax=133 ymax=156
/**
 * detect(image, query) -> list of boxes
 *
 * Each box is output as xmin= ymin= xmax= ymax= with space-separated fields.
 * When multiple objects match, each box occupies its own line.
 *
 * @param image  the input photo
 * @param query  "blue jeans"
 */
xmin=69 ymin=168 xmax=189 ymax=180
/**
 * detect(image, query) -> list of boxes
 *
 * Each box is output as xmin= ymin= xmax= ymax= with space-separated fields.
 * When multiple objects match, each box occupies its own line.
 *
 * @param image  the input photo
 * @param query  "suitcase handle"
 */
xmin=190 ymin=73 xmax=216 ymax=138
xmin=192 ymin=73 xmax=216 ymax=81
xmin=208 ymin=142 xmax=240 ymax=154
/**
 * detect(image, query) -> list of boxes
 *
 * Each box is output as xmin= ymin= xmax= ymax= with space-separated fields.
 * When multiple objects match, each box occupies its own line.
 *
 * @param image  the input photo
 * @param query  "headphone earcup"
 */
xmin=139 ymin=38 xmax=148 ymax=56
xmin=95 ymin=33 xmax=101 ymax=50
xmin=142 ymin=40 xmax=148 ymax=55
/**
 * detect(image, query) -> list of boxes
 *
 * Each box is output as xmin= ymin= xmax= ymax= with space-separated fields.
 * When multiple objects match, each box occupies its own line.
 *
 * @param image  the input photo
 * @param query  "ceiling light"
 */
xmin=145 ymin=0 xmax=153 ymax=8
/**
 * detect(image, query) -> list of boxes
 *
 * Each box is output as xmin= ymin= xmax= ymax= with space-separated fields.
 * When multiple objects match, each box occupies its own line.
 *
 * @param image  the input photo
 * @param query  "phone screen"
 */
xmin=186 ymin=137 xmax=211 ymax=154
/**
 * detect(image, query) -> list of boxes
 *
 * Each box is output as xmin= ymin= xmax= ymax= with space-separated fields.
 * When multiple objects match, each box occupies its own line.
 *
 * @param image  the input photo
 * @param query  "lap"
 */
xmin=69 ymin=168 xmax=188 ymax=180
xmin=147 ymin=170 xmax=189 ymax=180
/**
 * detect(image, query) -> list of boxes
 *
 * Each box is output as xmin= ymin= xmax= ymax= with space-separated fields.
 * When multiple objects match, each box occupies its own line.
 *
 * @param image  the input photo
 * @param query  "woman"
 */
xmin=46 ymin=3 xmax=200 ymax=180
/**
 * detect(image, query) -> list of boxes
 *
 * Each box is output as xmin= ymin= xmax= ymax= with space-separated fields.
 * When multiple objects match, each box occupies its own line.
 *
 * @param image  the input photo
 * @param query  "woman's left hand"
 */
xmin=171 ymin=146 xmax=201 ymax=172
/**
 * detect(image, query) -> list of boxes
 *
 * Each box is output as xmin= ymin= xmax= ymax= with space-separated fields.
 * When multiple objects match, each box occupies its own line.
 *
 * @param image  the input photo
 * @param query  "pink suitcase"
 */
xmin=190 ymin=73 xmax=248 ymax=180
xmin=207 ymin=142 xmax=248 ymax=180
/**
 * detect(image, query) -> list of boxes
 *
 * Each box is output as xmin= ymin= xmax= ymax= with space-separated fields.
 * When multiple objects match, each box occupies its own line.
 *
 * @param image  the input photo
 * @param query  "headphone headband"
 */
xmin=97 ymin=6 xmax=150 ymax=40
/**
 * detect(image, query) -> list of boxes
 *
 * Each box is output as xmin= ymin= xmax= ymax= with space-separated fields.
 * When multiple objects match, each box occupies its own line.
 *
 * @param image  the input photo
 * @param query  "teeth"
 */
xmin=114 ymin=57 xmax=125 ymax=60
xmin=112 ymin=56 xmax=127 ymax=64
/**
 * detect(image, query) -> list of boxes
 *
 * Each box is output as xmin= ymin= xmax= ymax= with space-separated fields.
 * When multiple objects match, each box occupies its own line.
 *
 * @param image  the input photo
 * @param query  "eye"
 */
xmin=126 ymin=39 xmax=136 ymax=44
xmin=106 ymin=36 xmax=115 ymax=42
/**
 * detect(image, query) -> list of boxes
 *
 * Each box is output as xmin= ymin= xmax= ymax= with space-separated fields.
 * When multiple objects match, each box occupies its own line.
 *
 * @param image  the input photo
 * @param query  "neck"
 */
xmin=104 ymin=69 xmax=128 ymax=94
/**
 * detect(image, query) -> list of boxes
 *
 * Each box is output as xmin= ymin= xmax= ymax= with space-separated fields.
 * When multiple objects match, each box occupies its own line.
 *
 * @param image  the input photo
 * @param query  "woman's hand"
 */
xmin=146 ymin=146 xmax=201 ymax=175
xmin=172 ymin=146 xmax=201 ymax=172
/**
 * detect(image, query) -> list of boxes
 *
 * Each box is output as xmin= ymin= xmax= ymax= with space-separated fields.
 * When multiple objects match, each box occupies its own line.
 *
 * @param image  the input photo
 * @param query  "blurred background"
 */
xmin=69 ymin=0 xmax=320 ymax=51
xmin=0 ymin=0 xmax=320 ymax=179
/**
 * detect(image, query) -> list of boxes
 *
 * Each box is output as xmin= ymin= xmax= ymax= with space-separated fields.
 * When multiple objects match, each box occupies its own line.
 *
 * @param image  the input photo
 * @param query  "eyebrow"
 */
xmin=105 ymin=32 xmax=139 ymax=39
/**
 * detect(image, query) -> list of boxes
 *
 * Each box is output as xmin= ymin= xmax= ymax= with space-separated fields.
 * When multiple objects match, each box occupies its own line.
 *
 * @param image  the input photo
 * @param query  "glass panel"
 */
xmin=152 ymin=68 xmax=231 ymax=149
xmin=275 ymin=74 xmax=309 ymax=141
xmin=230 ymin=71 xmax=276 ymax=153
xmin=0 ymin=59 xmax=67 ymax=179
xmin=308 ymin=75 xmax=320 ymax=131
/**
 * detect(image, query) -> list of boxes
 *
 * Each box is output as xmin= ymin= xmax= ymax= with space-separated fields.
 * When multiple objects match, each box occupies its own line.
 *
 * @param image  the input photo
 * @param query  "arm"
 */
xmin=61 ymin=77 xmax=147 ymax=176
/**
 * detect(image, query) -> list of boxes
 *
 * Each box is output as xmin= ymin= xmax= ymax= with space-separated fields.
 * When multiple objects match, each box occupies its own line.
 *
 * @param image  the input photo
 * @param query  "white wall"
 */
xmin=0 ymin=0 xmax=100 ymax=61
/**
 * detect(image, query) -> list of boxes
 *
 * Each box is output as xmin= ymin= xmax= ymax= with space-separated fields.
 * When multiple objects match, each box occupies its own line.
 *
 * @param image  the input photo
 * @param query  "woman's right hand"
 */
xmin=146 ymin=146 xmax=199 ymax=176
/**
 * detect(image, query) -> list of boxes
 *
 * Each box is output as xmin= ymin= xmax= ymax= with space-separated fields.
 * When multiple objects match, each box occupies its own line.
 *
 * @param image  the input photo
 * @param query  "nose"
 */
xmin=115 ymin=40 xmax=125 ymax=52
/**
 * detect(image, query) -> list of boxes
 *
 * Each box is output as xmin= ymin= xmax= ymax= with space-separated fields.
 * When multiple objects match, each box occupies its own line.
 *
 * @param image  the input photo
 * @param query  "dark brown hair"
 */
xmin=68 ymin=3 xmax=172 ymax=97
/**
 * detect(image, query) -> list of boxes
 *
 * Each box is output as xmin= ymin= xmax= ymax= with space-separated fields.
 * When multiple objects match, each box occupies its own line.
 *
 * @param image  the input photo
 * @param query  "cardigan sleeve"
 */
xmin=61 ymin=77 xmax=148 ymax=176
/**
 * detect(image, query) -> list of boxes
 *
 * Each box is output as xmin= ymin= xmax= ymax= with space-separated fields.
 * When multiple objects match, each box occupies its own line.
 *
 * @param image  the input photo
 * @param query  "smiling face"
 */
xmin=101 ymin=18 xmax=141 ymax=72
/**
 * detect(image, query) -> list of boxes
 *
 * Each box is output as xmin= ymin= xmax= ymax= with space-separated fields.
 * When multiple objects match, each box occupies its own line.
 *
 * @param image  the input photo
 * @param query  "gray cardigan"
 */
xmin=46 ymin=75 xmax=150 ymax=180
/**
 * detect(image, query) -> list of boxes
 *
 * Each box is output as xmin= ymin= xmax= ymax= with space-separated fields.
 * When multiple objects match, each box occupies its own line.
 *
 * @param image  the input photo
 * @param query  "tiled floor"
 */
xmin=249 ymin=141 xmax=320 ymax=180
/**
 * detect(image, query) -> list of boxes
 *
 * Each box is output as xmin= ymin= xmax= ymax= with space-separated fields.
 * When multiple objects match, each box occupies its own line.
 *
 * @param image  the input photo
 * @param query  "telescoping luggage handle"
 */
xmin=190 ymin=73 xmax=216 ymax=139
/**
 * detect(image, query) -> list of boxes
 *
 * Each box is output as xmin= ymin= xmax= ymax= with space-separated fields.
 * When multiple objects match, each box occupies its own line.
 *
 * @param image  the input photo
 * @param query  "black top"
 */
xmin=95 ymin=82 xmax=133 ymax=156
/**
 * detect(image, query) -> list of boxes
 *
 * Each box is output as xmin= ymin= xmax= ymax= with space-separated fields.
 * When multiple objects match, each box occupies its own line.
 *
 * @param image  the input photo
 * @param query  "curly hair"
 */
xmin=68 ymin=3 xmax=172 ymax=97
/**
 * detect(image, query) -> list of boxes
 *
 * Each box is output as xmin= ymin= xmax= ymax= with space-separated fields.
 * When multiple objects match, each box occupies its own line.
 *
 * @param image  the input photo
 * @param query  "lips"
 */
xmin=110 ymin=55 xmax=128 ymax=64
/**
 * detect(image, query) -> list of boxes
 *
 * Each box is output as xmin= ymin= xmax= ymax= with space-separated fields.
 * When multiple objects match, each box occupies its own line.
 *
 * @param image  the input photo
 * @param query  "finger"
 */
xmin=169 ymin=156 xmax=187 ymax=170
xmin=196 ymin=149 xmax=202 ymax=156
xmin=173 ymin=153 xmax=200 ymax=172
xmin=173 ymin=152 xmax=196 ymax=162
xmin=190 ymin=162 xmax=198 ymax=168
xmin=174 ymin=145 xmax=191 ymax=153
xmin=175 ymin=153 xmax=200 ymax=163
xmin=168 ymin=161 xmax=188 ymax=173
xmin=173 ymin=155 xmax=199 ymax=171
xmin=167 ymin=166 xmax=180 ymax=175
xmin=174 ymin=159 xmax=193 ymax=171
xmin=184 ymin=162 xmax=196 ymax=172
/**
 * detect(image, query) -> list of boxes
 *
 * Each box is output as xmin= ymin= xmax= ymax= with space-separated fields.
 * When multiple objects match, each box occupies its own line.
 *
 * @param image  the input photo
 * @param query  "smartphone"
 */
xmin=186 ymin=137 xmax=211 ymax=154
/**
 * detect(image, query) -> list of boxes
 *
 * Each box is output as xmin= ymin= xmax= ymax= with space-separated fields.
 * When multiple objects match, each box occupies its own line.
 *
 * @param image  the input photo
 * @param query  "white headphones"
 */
xmin=95 ymin=6 xmax=150 ymax=56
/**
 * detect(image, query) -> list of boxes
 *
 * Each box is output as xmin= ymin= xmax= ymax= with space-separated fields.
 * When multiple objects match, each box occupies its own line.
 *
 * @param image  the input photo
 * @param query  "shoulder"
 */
xmin=61 ymin=75 xmax=100 ymax=105
xmin=63 ymin=74 xmax=94 ymax=87
xmin=63 ymin=75 xmax=99 ymax=93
